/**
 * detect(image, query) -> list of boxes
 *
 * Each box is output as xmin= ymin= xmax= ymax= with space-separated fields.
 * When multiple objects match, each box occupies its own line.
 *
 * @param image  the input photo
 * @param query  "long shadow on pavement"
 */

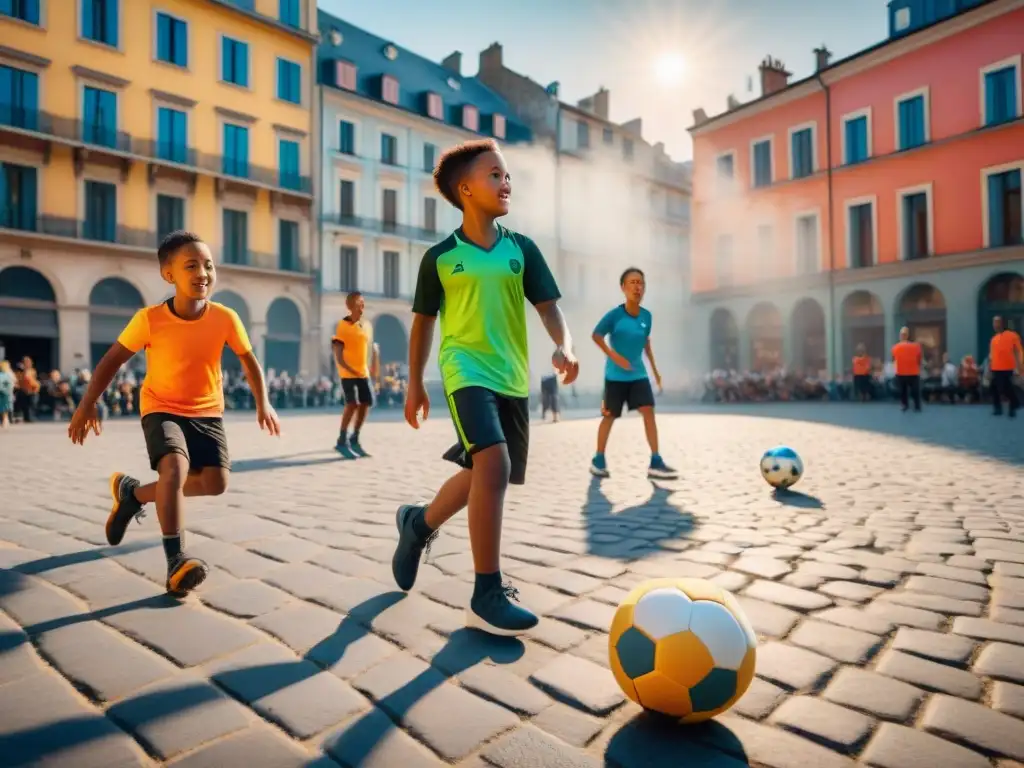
xmin=231 ymin=451 xmax=347 ymax=473
xmin=583 ymin=476 xmax=696 ymax=559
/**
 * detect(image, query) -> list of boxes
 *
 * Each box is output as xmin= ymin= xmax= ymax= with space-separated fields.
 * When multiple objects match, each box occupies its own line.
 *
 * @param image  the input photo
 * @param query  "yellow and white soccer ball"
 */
xmin=608 ymin=577 xmax=757 ymax=722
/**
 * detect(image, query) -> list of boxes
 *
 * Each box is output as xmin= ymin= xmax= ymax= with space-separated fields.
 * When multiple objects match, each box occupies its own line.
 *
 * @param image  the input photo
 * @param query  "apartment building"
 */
xmin=315 ymin=14 xmax=529 ymax=373
xmin=689 ymin=0 xmax=1024 ymax=375
xmin=0 ymin=0 xmax=319 ymax=375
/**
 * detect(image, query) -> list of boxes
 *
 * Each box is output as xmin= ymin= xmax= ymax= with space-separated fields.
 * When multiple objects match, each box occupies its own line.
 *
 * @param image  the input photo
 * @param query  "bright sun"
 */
xmin=654 ymin=53 xmax=686 ymax=85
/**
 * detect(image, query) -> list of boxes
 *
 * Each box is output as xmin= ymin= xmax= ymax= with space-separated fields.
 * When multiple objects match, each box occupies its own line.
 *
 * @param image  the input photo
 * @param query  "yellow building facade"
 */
xmin=0 ymin=0 xmax=320 ymax=377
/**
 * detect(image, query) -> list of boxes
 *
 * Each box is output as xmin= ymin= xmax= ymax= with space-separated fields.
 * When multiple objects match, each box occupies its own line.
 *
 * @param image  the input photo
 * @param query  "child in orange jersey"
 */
xmin=68 ymin=231 xmax=281 ymax=595
xmin=891 ymin=326 xmax=923 ymax=412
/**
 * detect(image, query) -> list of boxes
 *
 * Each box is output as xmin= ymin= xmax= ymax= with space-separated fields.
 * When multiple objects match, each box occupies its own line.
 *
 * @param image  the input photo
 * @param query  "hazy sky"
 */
xmin=320 ymin=0 xmax=891 ymax=161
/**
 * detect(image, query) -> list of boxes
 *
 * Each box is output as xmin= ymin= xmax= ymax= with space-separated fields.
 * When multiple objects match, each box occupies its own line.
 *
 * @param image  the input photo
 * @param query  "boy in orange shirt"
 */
xmin=852 ymin=343 xmax=873 ymax=402
xmin=989 ymin=315 xmax=1022 ymax=418
xmin=332 ymin=291 xmax=378 ymax=458
xmin=891 ymin=326 xmax=922 ymax=412
xmin=68 ymin=231 xmax=281 ymax=595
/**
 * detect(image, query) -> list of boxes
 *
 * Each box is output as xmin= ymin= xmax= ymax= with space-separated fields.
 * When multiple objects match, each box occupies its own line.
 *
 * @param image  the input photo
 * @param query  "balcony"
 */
xmin=0 ymin=106 xmax=312 ymax=197
xmin=219 ymin=248 xmax=311 ymax=274
xmin=322 ymin=213 xmax=439 ymax=243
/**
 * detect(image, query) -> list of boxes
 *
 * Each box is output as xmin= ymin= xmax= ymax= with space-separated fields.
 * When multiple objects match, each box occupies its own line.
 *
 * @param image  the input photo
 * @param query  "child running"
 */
xmin=332 ymin=291 xmax=377 ymax=458
xmin=67 ymin=231 xmax=280 ymax=595
xmin=589 ymin=268 xmax=678 ymax=479
xmin=392 ymin=138 xmax=579 ymax=636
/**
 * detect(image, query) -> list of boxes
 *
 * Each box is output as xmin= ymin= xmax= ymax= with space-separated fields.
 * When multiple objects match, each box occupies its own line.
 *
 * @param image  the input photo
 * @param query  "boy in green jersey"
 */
xmin=392 ymin=139 xmax=579 ymax=636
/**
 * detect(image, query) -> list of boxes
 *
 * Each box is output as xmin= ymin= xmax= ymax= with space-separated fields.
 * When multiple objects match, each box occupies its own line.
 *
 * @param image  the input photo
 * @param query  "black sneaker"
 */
xmin=166 ymin=553 xmax=209 ymax=595
xmin=467 ymin=581 xmax=538 ymax=637
xmin=392 ymin=504 xmax=437 ymax=591
xmin=647 ymin=455 xmax=679 ymax=480
xmin=349 ymin=438 xmax=369 ymax=458
xmin=335 ymin=439 xmax=356 ymax=459
xmin=107 ymin=472 xmax=146 ymax=546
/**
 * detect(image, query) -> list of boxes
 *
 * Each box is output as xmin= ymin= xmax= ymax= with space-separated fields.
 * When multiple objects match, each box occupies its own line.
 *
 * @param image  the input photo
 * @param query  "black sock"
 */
xmin=411 ymin=506 xmax=433 ymax=539
xmin=162 ymin=533 xmax=182 ymax=563
xmin=351 ymin=430 xmax=360 ymax=443
xmin=338 ymin=428 xmax=347 ymax=442
xmin=473 ymin=570 xmax=502 ymax=599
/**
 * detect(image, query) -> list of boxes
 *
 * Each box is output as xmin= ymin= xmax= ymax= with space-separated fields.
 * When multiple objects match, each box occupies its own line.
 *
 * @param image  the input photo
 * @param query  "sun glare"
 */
xmin=654 ymin=52 xmax=686 ymax=85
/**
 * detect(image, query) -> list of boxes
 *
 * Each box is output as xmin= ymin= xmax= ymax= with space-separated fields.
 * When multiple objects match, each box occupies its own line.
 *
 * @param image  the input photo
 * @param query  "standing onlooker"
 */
xmin=14 ymin=357 xmax=40 ymax=423
xmin=988 ymin=315 xmax=1022 ymax=418
xmin=852 ymin=344 xmax=872 ymax=402
xmin=958 ymin=355 xmax=981 ymax=403
xmin=0 ymin=360 xmax=14 ymax=427
xmin=939 ymin=352 xmax=958 ymax=403
xmin=540 ymin=369 xmax=560 ymax=422
xmin=891 ymin=327 xmax=922 ymax=412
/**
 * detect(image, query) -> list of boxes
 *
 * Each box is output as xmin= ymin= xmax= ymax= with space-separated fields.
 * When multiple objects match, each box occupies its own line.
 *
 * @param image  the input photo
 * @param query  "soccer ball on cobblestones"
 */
xmin=759 ymin=446 xmax=804 ymax=489
xmin=608 ymin=578 xmax=757 ymax=722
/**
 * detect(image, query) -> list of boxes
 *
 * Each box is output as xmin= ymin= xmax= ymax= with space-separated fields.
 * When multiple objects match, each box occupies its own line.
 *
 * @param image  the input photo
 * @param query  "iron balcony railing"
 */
xmin=322 ymin=212 xmax=440 ymax=243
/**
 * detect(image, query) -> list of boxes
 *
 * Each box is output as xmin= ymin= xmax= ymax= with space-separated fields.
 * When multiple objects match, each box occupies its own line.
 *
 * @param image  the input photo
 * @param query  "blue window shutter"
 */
xmin=21 ymin=70 xmax=39 ymax=130
xmin=83 ymin=88 xmax=96 ymax=141
xmin=238 ymin=126 xmax=249 ymax=174
xmin=81 ymin=0 xmax=93 ymax=39
xmin=221 ymin=38 xmax=231 ymax=80
xmin=26 ymin=0 xmax=40 ymax=25
xmin=157 ymin=107 xmax=168 ymax=155
xmin=105 ymin=0 xmax=118 ymax=46
xmin=277 ymin=59 xmax=286 ymax=99
xmin=985 ymin=71 xmax=998 ymax=124
xmin=0 ymin=164 xmax=8 ymax=227
xmin=844 ymin=120 xmax=854 ymax=163
xmin=849 ymin=207 xmax=861 ymax=265
xmin=175 ymin=110 xmax=186 ymax=161
xmin=989 ymin=173 xmax=1005 ymax=246
xmin=174 ymin=20 xmax=187 ymax=66
xmin=236 ymin=43 xmax=247 ymax=87
xmin=156 ymin=15 xmax=168 ymax=61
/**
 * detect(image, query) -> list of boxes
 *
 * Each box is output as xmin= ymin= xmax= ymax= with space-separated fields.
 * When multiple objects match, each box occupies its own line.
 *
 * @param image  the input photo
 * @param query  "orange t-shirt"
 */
xmin=117 ymin=301 xmax=252 ymax=418
xmin=891 ymin=341 xmax=922 ymax=376
xmin=990 ymin=330 xmax=1022 ymax=372
xmin=852 ymin=355 xmax=872 ymax=376
xmin=332 ymin=317 xmax=371 ymax=379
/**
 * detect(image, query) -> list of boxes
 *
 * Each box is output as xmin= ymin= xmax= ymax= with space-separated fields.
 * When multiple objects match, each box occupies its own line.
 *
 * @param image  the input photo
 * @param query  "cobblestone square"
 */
xmin=1 ymin=403 xmax=1022 ymax=767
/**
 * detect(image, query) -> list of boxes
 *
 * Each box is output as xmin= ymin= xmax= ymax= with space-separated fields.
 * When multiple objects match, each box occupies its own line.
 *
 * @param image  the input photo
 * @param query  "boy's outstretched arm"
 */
xmin=238 ymin=350 xmax=280 ymax=435
xmin=535 ymin=300 xmax=579 ymax=384
xmin=68 ymin=342 xmax=135 ymax=443
xmin=405 ymin=313 xmax=435 ymax=428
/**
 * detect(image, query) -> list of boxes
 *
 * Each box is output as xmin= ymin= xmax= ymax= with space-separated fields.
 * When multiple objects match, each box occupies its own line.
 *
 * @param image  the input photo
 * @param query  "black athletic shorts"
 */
xmin=442 ymin=386 xmax=530 ymax=485
xmin=141 ymin=412 xmax=230 ymax=471
xmin=602 ymin=378 xmax=655 ymax=418
xmin=341 ymin=377 xmax=374 ymax=407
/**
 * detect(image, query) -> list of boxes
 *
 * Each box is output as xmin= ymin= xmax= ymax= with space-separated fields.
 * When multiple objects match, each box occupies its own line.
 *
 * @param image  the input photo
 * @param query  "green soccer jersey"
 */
xmin=412 ymin=224 xmax=561 ymax=399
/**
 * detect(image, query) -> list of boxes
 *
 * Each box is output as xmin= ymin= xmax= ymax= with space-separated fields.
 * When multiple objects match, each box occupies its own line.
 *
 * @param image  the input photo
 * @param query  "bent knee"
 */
xmin=472 ymin=443 xmax=512 ymax=487
xmin=157 ymin=453 xmax=189 ymax=486
xmin=204 ymin=468 xmax=230 ymax=496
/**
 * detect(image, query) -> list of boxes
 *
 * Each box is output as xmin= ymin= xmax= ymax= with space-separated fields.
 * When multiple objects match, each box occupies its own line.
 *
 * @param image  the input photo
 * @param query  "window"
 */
xmin=336 ymin=61 xmax=356 ymax=91
xmin=900 ymin=190 xmax=930 ymax=260
xmin=221 ymin=37 xmax=248 ymax=87
xmin=427 ymin=92 xmax=443 ymax=120
xmin=383 ymin=251 xmax=399 ymax=298
xmin=0 ymin=162 xmax=38 ymax=231
xmin=0 ymin=65 xmax=39 ymax=131
xmin=716 ymin=153 xmax=734 ymax=179
xmin=986 ymin=168 xmax=1022 ymax=247
xmin=279 ymin=219 xmax=299 ymax=271
xmin=795 ymin=214 xmax=818 ymax=273
xmin=380 ymin=133 xmax=397 ymax=165
xmin=751 ymin=139 xmax=772 ymax=188
xmin=493 ymin=114 xmax=506 ymax=140
xmin=157 ymin=107 xmax=188 ymax=164
xmin=339 ymin=180 xmax=355 ymax=218
xmin=84 ymin=180 xmax=116 ymax=242
xmin=847 ymin=201 xmax=875 ymax=268
xmin=156 ymin=194 xmax=184 ymax=241
xmin=2 ymin=0 xmax=40 ymax=24
xmin=277 ymin=58 xmax=301 ymax=104
xmin=843 ymin=112 xmax=870 ymax=164
xmin=340 ymin=246 xmax=358 ymax=291
xmin=715 ymin=234 xmax=733 ymax=287
xmin=983 ymin=61 xmax=1021 ymax=127
xmin=83 ymin=86 xmax=117 ymax=148
xmin=278 ymin=138 xmax=300 ymax=190
xmin=576 ymin=120 xmax=590 ymax=149
xmin=222 ymin=208 xmax=247 ymax=264
xmin=382 ymin=188 xmax=397 ymax=227
xmin=623 ymin=139 xmax=634 ymax=161
xmin=156 ymin=13 xmax=187 ymax=67
xmin=382 ymin=75 xmax=398 ymax=104
xmin=424 ymin=197 xmax=437 ymax=232
xmin=423 ymin=142 xmax=436 ymax=172
xmin=279 ymin=0 xmax=300 ymax=27
xmin=603 ymin=127 xmax=614 ymax=145
xmin=82 ymin=0 xmax=118 ymax=47
xmin=462 ymin=105 xmax=478 ymax=132
xmin=790 ymin=127 xmax=814 ymax=179
xmin=897 ymin=94 xmax=927 ymax=150
xmin=222 ymin=123 xmax=249 ymax=177
xmin=339 ymin=121 xmax=355 ymax=155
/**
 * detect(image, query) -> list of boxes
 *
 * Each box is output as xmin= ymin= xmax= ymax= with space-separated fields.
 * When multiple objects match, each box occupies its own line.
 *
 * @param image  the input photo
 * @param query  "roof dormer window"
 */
xmin=427 ymin=92 xmax=443 ymax=120
xmin=462 ymin=104 xmax=479 ymax=132
xmin=493 ymin=114 xmax=506 ymax=140
xmin=382 ymin=75 xmax=399 ymax=104
xmin=336 ymin=61 xmax=356 ymax=91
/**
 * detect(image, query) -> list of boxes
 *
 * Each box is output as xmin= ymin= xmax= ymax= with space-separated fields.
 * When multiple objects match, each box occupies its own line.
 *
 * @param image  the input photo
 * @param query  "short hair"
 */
xmin=620 ymin=267 xmax=645 ymax=285
xmin=158 ymin=230 xmax=203 ymax=264
xmin=433 ymin=138 xmax=500 ymax=210
xmin=345 ymin=291 xmax=362 ymax=308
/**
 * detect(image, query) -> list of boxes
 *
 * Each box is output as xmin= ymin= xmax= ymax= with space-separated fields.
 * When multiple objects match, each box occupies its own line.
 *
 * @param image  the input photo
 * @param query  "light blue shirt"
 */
xmin=594 ymin=305 xmax=652 ymax=382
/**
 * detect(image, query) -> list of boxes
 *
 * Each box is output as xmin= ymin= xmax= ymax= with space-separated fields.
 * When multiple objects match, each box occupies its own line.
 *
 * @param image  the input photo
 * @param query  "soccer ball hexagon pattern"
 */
xmin=759 ymin=445 xmax=804 ymax=489
xmin=608 ymin=578 xmax=757 ymax=722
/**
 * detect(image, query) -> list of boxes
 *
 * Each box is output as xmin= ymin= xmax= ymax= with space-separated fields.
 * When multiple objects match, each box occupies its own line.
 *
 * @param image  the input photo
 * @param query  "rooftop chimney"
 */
xmin=691 ymin=107 xmax=709 ymax=127
xmin=479 ymin=43 xmax=503 ymax=74
xmin=441 ymin=51 xmax=462 ymax=75
xmin=758 ymin=56 xmax=791 ymax=97
xmin=620 ymin=117 xmax=642 ymax=138
xmin=726 ymin=94 xmax=740 ymax=111
xmin=814 ymin=45 xmax=832 ymax=72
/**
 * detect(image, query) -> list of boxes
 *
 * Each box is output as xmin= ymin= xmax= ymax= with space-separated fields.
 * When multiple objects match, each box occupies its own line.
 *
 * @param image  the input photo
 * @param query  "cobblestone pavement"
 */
xmin=1 ymin=403 xmax=1023 ymax=767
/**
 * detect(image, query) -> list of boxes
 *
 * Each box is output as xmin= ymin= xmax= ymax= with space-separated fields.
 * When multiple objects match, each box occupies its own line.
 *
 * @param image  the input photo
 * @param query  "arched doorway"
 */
xmin=791 ymin=298 xmax=826 ymax=374
xmin=265 ymin=297 xmax=302 ymax=375
xmin=212 ymin=290 xmax=251 ymax=373
xmin=977 ymin=272 xmax=1024 ymax=360
xmin=709 ymin=308 xmax=739 ymax=370
xmin=747 ymin=302 xmax=783 ymax=371
xmin=842 ymin=290 xmax=885 ymax=363
xmin=0 ymin=266 xmax=59 ymax=371
xmin=374 ymin=314 xmax=407 ymax=365
xmin=896 ymin=283 xmax=946 ymax=368
xmin=89 ymin=278 xmax=145 ymax=368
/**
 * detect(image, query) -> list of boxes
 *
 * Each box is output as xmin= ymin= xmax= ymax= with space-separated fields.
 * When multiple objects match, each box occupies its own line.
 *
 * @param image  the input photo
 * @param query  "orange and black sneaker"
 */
xmin=166 ymin=553 xmax=209 ymax=596
xmin=107 ymin=472 xmax=146 ymax=546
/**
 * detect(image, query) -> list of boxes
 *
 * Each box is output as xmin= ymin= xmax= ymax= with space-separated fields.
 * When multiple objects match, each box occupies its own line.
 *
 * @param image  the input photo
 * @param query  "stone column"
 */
xmin=59 ymin=306 xmax=90 ymax=372
xmin=249 ymin=321 xmax=267 ymax=364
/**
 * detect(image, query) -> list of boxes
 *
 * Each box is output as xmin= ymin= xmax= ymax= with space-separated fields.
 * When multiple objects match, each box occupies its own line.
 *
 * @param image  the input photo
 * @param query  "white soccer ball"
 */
xmin=760 ymin=446 xmax=803 ymax=489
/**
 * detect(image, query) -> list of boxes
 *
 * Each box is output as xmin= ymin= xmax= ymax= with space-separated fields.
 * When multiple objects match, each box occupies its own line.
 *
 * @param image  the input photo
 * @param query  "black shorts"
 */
xmin=442 ymin=386 xmax=530 ymax=485
xmin=341 ymin=377 xmax=374 ymax=407
xmin=141 ymin=412 xmax=230 ymax=472
xmin=854 ymin=374 xmax=871 ymax=395
xmin=602 ymin=378 xmax=655 ymax=417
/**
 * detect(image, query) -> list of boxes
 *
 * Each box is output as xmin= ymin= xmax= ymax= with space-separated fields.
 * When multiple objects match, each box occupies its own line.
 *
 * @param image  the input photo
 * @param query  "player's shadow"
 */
xmin=770 ymin=488 xmax=824 ymax=509
xmin=231 ymin=451 xmax=348 ymax=473
xmin=604 ymin=713 xmax=750 ymax=766
xmin=582 ymin=476 xmax=696 ymax=559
